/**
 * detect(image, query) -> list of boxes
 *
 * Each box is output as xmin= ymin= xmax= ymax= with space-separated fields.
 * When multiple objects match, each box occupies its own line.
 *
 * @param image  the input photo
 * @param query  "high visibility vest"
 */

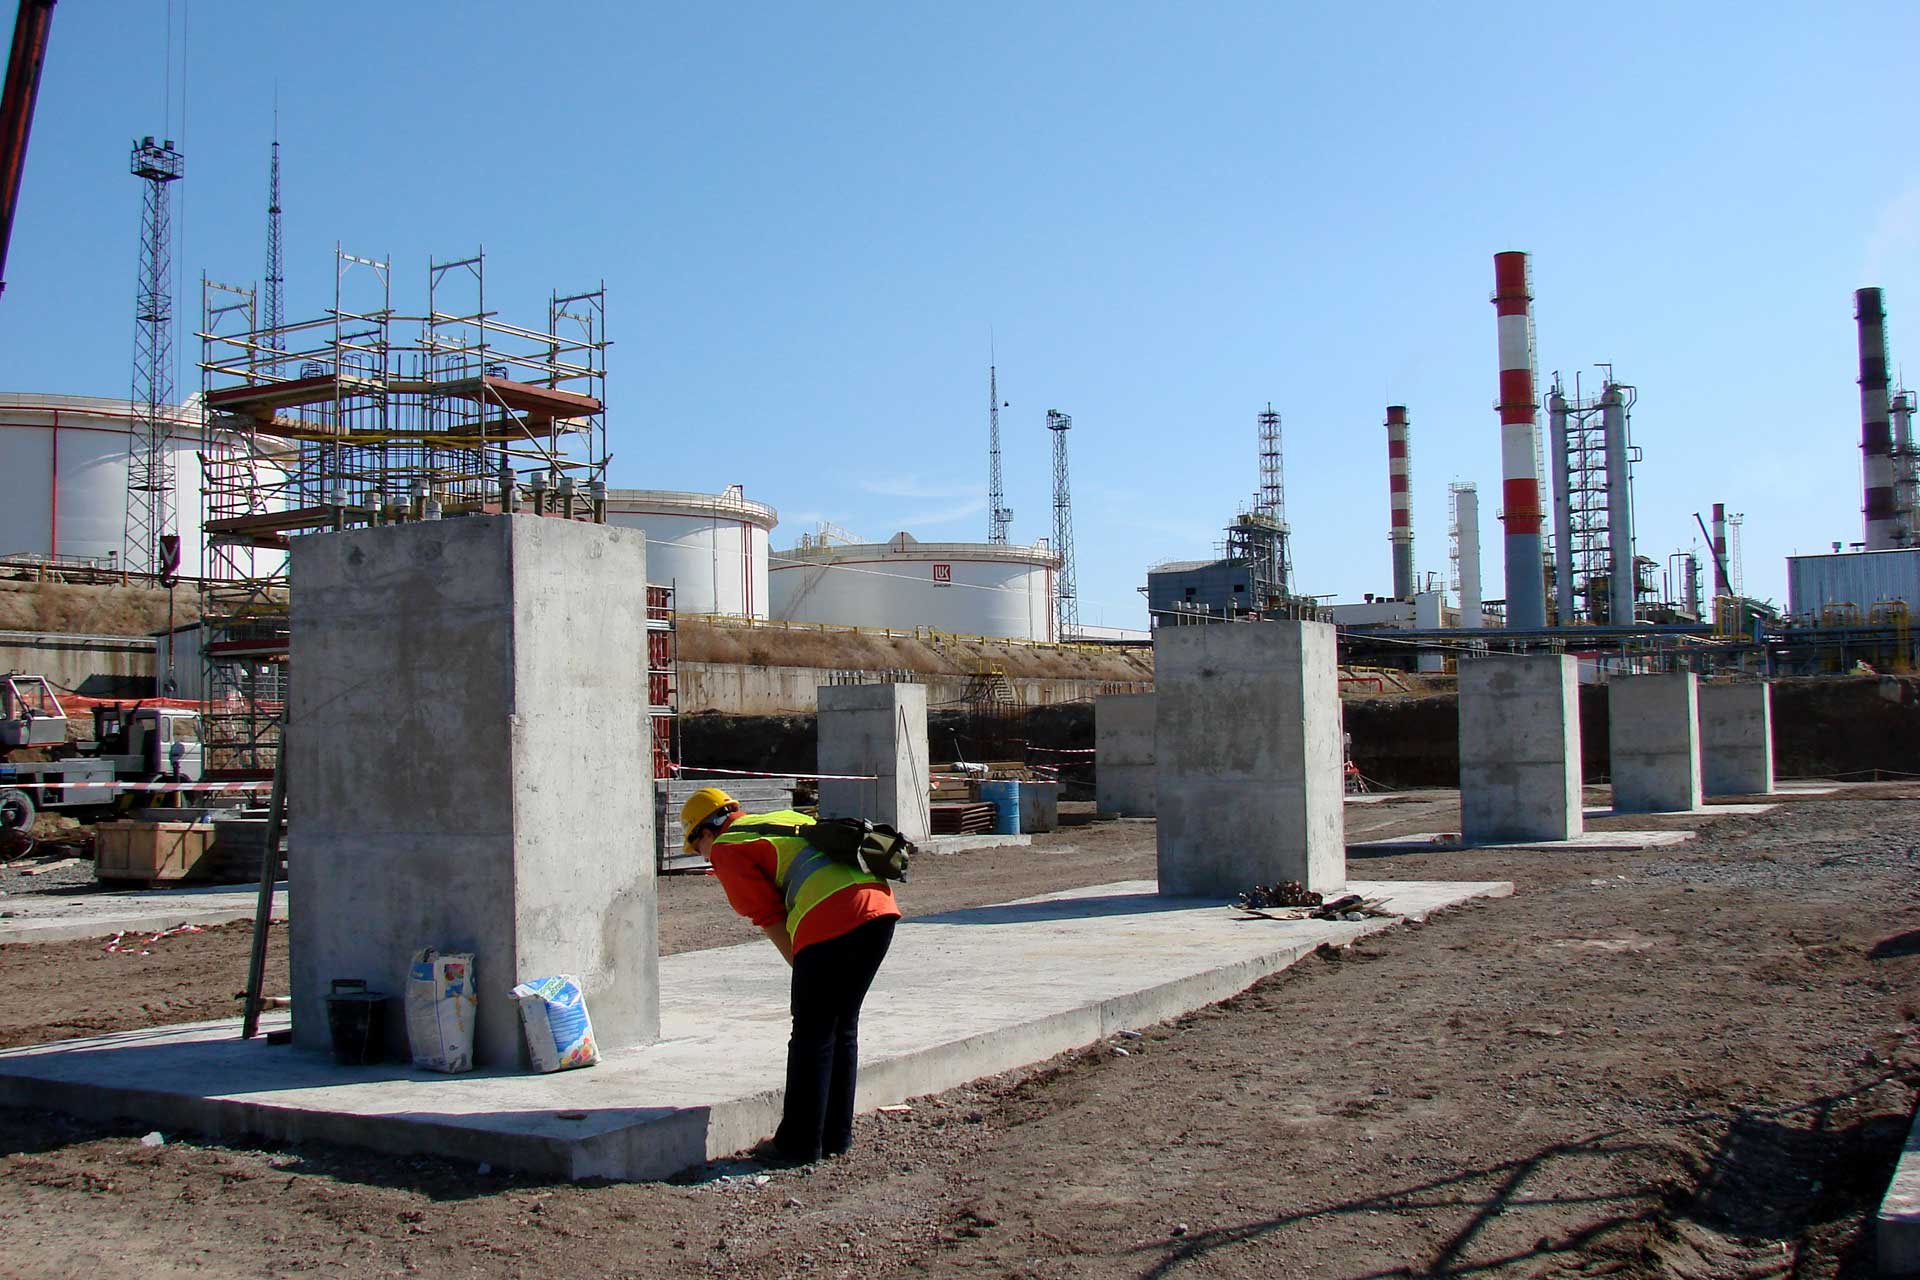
xmin=714 ymin=809 xmax=886 ymax=941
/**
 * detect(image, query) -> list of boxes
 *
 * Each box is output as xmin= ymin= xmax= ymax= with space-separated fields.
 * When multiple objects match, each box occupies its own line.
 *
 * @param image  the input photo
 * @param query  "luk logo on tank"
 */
xmin=931 ymin=564 xmax=952 ymax=586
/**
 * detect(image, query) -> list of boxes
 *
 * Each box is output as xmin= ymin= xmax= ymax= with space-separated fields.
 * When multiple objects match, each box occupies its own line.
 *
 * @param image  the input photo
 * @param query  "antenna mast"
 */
xmin=1048 ymin=409 xmax=1077 ymax=639
xmin=263 ymin=99 xmax=282 ymax=372
xmin=988 ymin=358 xmax=1011 ymax=543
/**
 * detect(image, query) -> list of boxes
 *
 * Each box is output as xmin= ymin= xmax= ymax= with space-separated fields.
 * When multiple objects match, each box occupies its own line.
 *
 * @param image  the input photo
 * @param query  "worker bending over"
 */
xmin=682 ymin=786 xmax=899 ymax=1164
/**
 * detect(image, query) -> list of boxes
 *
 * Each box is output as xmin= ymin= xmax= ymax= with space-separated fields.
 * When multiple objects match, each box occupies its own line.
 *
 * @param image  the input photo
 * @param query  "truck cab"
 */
xmin=0 ymin=692 xmax=207 ymax=831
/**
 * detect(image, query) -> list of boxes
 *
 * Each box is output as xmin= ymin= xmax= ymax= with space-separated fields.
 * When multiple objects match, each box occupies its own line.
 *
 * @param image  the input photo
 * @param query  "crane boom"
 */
xmin=0 ymin=0 xmax=57 ymax=301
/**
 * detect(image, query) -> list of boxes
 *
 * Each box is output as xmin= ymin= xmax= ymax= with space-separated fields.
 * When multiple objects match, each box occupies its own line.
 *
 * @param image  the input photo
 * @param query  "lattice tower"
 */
xmin=125 ymin=136 xmax=185 ymax=574
xmin=1048 ymin=409 xmax=1077 ymax=638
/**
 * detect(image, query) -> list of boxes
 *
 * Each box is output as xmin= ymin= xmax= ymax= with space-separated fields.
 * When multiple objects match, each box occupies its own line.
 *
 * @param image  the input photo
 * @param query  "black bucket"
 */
xmin=324 ymin=979 xmax=387 ymax=1065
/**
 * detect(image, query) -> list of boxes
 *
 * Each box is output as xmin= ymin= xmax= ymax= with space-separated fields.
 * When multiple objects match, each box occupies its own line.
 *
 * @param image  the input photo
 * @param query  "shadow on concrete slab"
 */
xmin=910 ymin=891 xmax=1195 ymax=927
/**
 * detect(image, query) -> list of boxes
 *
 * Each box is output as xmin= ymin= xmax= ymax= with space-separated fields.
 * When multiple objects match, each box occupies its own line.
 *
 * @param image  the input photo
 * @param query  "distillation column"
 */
xmin=1602 ymin=383 xmax=1635 ymax=625
xmin=1492 ymin=252 xmax=1546 ymax=628
xmin=1386 ymin=405 xmax=1413 ymax=600
xmin=1858 ymin=287 xmax=1898 ymax=549
xmin=1711 ymin=502 xmax=1731 ymax=597
xmin=1547 ymin=383 xmax=1574 ymax=624
xmin=1452 ymin=482 xmax=1483 ymax=629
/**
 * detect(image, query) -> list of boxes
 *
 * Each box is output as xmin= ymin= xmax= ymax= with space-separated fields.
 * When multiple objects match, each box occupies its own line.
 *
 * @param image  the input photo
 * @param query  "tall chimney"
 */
xmin=1493 ymin=252 xmax=1546 ymax=628
xmin=1858 ymin=287 xmax=1897 ymax=550
xmin=1451 ymin=481 xmax=1482 ymax=629
xmin=1386 ymin=405 xmax=1413 ymax=600
xmin=1711 ymin=502 xmax=1730 ymax=597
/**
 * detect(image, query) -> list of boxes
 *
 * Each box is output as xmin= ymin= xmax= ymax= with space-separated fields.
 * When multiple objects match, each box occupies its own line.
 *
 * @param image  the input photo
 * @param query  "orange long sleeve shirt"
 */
xmin=707 ymin=817 xmax=900 ymax=955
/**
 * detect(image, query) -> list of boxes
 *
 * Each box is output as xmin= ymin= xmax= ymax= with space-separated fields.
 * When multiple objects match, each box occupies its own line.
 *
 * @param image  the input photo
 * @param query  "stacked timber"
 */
xmin=929 ymin=802 xmax=996 ymax=835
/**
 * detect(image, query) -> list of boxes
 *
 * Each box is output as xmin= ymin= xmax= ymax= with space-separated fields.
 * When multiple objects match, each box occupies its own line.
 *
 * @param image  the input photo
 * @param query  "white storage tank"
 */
xmin=601 ymin=487 xmax=777 ymax=618
xmin=770 ymin=532 xmax=1060 ymax=640
xmin=0 ymin=391 xmax=265 ymax=580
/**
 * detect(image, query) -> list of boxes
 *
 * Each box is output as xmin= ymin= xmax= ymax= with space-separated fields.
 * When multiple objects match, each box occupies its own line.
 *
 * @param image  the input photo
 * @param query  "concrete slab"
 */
xmin=1350 ymin=830 xmax=1695 ymax=853
xmin=1581 ymin=803 xmax=1779 ymax=818
xmin=1345 ymin=793 xmax=1425 ymax=805
xmin=0 ymin=884 xmax=288 ymax=944
xmin=923 ymin=834 xmax=1032 ymax=855
xmin=0 ymin=877 xmax=1511 ymax=1182
xmin=1880 ymin=1101 xmax=1920 ymax=1276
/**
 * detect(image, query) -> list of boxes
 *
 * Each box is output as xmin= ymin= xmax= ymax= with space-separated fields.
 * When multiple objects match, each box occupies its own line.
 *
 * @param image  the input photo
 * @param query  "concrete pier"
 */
xmin=816 ymin=683 xmax=931 ymax=842
xmin=1094 ymin=692 xmax=1156 ymax=817
xmin=1698 ymin=681 xmax=1774 ymax=797
xmin=1459 ymin=654 xmax=1583 ymax=843
xmin=1610 ymin=672 xmax=1703 ymax=813
xmin=289 ymin=515 xmax=660 ymax=1068
xmin=1154 ymin=620 xmax=1346 ymax=897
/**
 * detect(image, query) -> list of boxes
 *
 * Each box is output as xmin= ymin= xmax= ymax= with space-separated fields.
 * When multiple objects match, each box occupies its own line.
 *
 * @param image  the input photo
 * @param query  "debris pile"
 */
xmin=1234 ymin=883 xmax=1395 ymax=923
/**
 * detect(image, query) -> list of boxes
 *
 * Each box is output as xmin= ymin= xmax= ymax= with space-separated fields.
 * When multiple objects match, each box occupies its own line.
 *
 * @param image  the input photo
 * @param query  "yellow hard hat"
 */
xmin=680 ymin=786 xmax=737 ymax=851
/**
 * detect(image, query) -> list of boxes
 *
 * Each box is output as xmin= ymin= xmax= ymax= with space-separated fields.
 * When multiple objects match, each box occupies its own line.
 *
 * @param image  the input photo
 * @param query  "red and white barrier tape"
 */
xmin=104 ymin=922 xmax=207 ymax=955
xmin=17 ymin=779 xmax=272 ymax=795
xmin=1023 ymin=746 xmax=1097 ymax=756
xmin=668 ymin=763 xmax=880 ymax=782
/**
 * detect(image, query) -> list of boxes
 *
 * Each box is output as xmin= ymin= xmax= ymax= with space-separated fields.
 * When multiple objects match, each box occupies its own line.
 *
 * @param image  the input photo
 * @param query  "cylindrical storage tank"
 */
xmin=770 ymin=533 xmax=1061 ymax=640
xmin=0 ymin=391 xmax=265 ymax=579
xmin=600 ymin=488 xmax=777 ymax=618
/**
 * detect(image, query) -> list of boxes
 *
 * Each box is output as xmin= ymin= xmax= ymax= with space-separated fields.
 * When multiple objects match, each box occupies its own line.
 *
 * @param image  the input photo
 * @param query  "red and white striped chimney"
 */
xmin=1492 ymin=252 xmax=1546 ymax=628
xmin=1386 ymin=405 xmax=1413 ymax=600
xmin=1858 ymin=287 xmax=1897 ymax=549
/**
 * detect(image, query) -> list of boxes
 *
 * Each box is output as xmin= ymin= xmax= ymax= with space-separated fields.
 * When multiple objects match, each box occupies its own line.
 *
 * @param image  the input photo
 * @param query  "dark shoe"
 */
xmin=748 ymin=1138 xmax=814 ymax=1167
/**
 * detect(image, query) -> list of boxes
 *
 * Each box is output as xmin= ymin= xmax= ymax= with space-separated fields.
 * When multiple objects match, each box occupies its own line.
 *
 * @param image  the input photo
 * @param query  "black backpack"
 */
xmin=730 ymin=817 xmax=913 ymax=883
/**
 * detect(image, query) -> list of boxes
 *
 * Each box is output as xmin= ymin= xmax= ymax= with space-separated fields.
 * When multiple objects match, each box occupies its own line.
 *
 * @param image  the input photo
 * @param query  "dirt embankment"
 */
xmin=0 ymin=579 xmax=200 ymax=637
xmin=676 ymin=618 xmax=1152 ymax=683
xmin=681 ymin=675 xmax=1920 ymax=791
xmin=1346 ymin=674 xmax=1920 ymax=789
xmin=680 ymin=704 xmax=1096 ymax=778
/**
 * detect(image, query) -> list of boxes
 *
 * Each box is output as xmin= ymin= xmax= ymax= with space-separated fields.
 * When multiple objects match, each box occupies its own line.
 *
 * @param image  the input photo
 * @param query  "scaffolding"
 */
xmin=197 ymin=247 xmax=610 ymax=773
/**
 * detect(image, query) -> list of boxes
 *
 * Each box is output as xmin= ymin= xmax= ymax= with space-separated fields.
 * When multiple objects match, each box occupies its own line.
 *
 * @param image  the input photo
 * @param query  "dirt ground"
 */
xmin=0 ymin=788 xmax=1915 ymax=1278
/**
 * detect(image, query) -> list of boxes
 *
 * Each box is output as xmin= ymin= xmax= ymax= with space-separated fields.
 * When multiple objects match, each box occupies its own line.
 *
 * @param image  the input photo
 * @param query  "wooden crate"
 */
xmin=95 ymin=822 xmax=216 ymax=884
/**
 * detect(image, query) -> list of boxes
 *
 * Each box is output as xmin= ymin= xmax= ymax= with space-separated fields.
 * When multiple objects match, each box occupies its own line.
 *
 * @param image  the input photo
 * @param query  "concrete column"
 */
xmin=289 ymin=515 xmax=659 ymax=1067
xmin=1698 ymin=681 xmax=1774 ymax=796
xmin=1459 ymin=654 xmax=1583 ymax=843
xmin=816 ymin=683 xmax=930 ymax=842
xmin=1154 ymin=621 xmax=1346 ymax=897
xmin=1094 ymin=692 xmax=1156 ymax=817
xmin=1609 ymin=672 xmax=1703 ymax=813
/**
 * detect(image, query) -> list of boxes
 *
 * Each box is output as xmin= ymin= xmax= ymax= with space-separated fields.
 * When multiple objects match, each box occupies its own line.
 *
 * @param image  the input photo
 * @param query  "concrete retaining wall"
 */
xmin=0 ymin=629 xmax=153 ymax=697
xmin=678 ymin=661 xmax=1144 ymax=715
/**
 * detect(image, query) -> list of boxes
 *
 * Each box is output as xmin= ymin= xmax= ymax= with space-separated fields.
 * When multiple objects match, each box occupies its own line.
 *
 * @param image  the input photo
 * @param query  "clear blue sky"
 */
xmin=4 ymin=3 xmax=1917 ymax=628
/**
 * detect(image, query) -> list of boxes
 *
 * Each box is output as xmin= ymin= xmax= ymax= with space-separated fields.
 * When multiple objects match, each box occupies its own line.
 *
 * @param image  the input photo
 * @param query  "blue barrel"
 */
xmin=978 ymin=780 xmax=1023 ymax=835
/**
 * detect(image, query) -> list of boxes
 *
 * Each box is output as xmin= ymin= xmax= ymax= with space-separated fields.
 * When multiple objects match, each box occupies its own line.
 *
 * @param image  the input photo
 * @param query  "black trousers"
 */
xmin=774 ymin=915 xmax=896 ymax=1161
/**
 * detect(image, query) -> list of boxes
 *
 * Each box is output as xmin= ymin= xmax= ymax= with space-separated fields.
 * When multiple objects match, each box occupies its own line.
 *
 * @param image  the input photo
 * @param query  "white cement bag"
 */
xmin=510 ymin=974 xmax=600 ymax=1073
xmin=405 ymin=949 xmax=477 ymax=1074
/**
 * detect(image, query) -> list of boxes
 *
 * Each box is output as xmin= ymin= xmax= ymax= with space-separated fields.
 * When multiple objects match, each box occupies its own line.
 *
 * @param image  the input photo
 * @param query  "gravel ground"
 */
xmin=0 ymin=787 xmax=1914 ymax=1278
